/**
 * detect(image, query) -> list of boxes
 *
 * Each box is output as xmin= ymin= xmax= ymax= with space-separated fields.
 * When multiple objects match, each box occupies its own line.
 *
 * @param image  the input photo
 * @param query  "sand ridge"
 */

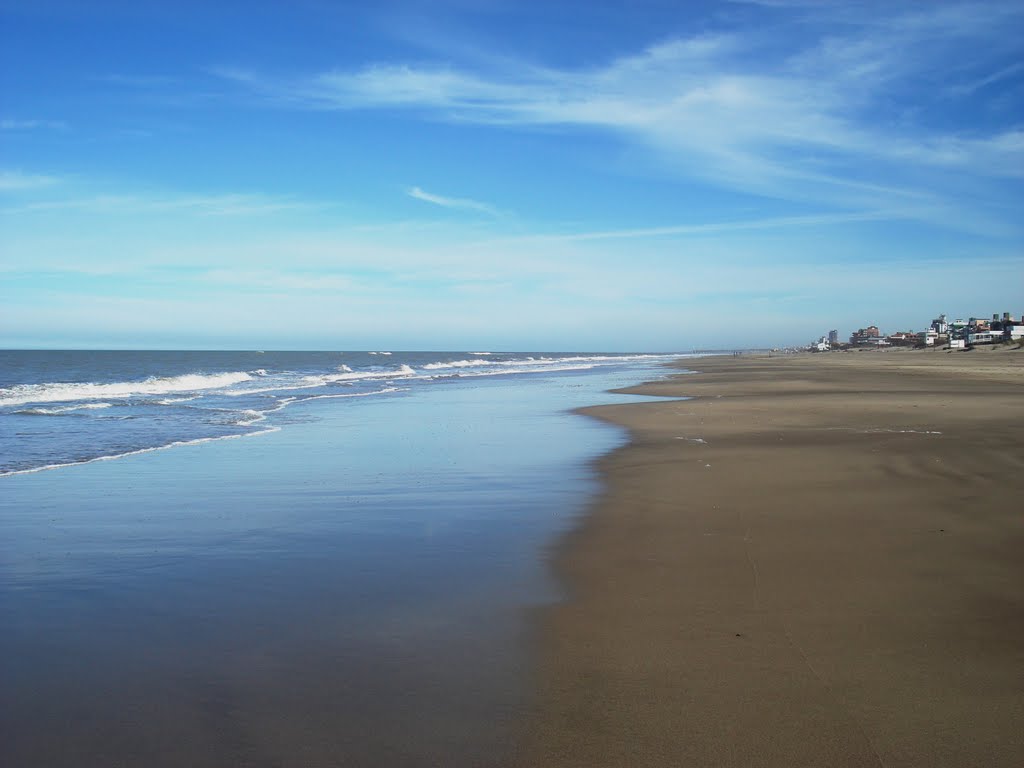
xmin=526 ymin=349 xmax=1024 ymax=767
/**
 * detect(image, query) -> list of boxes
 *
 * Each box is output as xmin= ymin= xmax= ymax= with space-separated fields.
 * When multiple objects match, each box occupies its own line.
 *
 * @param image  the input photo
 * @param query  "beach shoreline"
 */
xmin=0 ymin=354 xmax=672 ymax=768
xmin=526 ymin=348 xmax=1024 ymax=767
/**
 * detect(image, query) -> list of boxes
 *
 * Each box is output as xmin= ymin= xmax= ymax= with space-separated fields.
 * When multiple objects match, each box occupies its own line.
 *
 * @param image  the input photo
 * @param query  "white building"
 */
xmin=969 ymin=331 xmax=1000 ymax=345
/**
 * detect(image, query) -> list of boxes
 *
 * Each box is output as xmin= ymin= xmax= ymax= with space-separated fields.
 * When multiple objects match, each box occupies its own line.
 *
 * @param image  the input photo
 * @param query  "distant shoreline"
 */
xmin=526 ymin=349 xmax=1024 ymax=766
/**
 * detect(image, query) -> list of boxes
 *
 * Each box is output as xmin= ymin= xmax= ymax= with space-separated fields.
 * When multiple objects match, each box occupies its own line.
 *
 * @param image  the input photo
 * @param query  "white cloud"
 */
xmin=218 ymin=4 xmax=1023 ymax=219
xmin=0 ymin=119 xmax=66 ymax=131
xmin=948 ymin=62 xmax=1024 ymax=97
xmin=487 ymin=209 xmax=920 ymax=244
xmin=407 ymin=186 xmax=498 ymax=215
xmin=0 ymin=171 xmax=61 ymax=191
xmin=2 ymin=191 xmax=317 ymax=216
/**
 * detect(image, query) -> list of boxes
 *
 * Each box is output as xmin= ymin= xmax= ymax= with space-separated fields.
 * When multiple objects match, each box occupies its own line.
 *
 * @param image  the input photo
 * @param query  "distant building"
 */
xmin=886 ymin=332 xmax=917 ymax=346
xmin=948 ymin=319 xmax=968 ymax=340
xmin=816 ymin=310 xmax=1020 ymax=352
xmin=990 ymin=312 xmax=1018 ymax=333
xmin=850 ymin=325 xmax=881 ymax=345
xmin=968 ymin=331 xmax=999 ymax=345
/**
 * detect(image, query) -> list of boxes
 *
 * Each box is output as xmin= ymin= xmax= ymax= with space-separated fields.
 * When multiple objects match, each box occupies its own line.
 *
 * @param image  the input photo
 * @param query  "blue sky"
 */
xmin=1 ymin=0 xmax=1021 ymax=350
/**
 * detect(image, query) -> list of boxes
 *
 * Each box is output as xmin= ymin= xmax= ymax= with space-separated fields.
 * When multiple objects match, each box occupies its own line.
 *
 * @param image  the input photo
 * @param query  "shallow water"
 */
xmin=0 ymin=357 xmax=683 ymax=767
xmin=0 ymin=350 xmax=675 ymax=476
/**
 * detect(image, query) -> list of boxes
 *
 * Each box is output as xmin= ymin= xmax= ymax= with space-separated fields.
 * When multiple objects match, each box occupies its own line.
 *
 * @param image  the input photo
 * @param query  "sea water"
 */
xmin=0 ymin=350 xmax=675 ymax=476
xmin=0 ymin=350 xmax=688 ymax=767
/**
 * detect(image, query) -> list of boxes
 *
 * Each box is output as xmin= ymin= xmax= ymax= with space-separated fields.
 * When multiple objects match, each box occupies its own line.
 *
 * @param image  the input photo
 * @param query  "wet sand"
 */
xmin=528 ymin=348 xmax=1024 ymax=767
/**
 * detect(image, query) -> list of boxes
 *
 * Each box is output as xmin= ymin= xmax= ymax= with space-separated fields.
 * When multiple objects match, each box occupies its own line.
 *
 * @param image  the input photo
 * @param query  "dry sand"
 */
xmin=525 ymin=347 xmax=1024 ymax=767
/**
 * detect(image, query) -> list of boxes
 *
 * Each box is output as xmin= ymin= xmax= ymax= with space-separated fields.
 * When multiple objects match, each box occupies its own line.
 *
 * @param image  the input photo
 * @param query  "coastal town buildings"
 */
xmin=814 ymin=311 xmax=1022 ymax=352
xmin=849 ymin=326 xmax=881 ymax=345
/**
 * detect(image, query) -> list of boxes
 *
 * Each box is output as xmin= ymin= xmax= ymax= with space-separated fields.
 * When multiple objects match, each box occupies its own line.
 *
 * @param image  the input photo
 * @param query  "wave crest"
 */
xmin=0 ymin=371 xmax=253 ymax=407
xmin=305 ymin=364 xmax=417 ymax=385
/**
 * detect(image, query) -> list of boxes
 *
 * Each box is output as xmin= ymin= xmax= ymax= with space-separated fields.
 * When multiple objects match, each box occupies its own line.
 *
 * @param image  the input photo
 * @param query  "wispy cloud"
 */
xmin=492 ymin=209 xmax=920 ymax=244
xmin=948 ymin=61 xmax=1024 ymax=97
xmin=2 ymin=192 xmax=317 ymax=217
xmin=218 ymin=4 xmax=1023 ymax=220
xmin=0 ymin=171 xmax=61 ymax=191
xmin=407 ymin=186 xmax=498 ymax=215
xmin=1 ymin=118 xmax=67 ymax=131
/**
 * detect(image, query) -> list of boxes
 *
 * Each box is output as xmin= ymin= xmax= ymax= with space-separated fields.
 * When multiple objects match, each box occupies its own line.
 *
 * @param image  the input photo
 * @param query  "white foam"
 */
xmin=0 ymin=371 xmax=253 ymax=407
xmin=223 ymin=382 xmax=312 ymax=396
xmin=422 ymin=359 xmax=499 ymax=370
xmin=305 ymin=364 xmax=417 ymax=384
xmin=233 ymin=409 xmax=266 ymax=426
xmin=423 ymin=357 xmax=572 ymax=370
xmin=0 ymin=427 xmax=281 ymax=478
xmin=14 ymin=402 xmax=114 ymax=415
xmin=296 ymin=386 xmax=403 ymax=402
xmin=551 ymin=354 xmax=671 ymax=363
xmin=428 ymin=364 xmax=596 ymax=379
xmin=421 ymin=354 xmax=670 ymax=371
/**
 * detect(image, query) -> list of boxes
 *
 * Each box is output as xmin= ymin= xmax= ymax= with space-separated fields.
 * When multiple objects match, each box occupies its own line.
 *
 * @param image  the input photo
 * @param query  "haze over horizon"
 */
xmin=2 ymin=0 xmax=1021 ymax=351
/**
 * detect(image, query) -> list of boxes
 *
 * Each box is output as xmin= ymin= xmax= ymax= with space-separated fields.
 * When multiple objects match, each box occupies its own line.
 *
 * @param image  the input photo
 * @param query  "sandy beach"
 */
xmin=527 ymin=348 xmax=1024 ymax=767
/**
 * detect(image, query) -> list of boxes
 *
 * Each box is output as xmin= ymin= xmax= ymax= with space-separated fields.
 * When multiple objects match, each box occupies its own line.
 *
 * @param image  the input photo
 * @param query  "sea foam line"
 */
xmin=294 ymin=386 xmax=404 ymax=402
xmin=0 ymin=427 xmax=282 ymax=478
xmin=225 ymin=386 xmax=400 ymax=423
xmin=14 ymin=402 xmax=114 ymax=415
xmin=2 ymin=384 xmax=403 ymax=477
xmin=428 ymin=364 xmax=598 ymax=379
xmin=222 ymin=366 xmax=416 ymax=396
xmin=309 ymin=364 xmax=417 ymax=383
xmin=0 ymin=371 xmax=254 ymax=407
xmin=420 ymin=354 xmax=667 ymax=371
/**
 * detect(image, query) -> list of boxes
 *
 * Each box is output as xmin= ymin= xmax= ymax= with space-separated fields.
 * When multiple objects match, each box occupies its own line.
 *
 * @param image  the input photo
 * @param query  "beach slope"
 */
xmin=527 ymin=350 xmax=1024 ymax=767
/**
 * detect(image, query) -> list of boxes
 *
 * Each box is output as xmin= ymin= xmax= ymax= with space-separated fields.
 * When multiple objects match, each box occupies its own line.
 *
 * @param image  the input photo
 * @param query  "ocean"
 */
xmin=0 ymin=350 xmax=677 ymax=477
xmin=0 ymin=350 xmax=687 ymax=766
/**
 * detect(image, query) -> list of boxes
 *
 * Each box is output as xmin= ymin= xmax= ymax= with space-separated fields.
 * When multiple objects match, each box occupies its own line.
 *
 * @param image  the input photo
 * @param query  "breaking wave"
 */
xmin=305 ymin=364 xmax=417 ymax=385
xmin=0 ymin=371 xmax=254 ymax=407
